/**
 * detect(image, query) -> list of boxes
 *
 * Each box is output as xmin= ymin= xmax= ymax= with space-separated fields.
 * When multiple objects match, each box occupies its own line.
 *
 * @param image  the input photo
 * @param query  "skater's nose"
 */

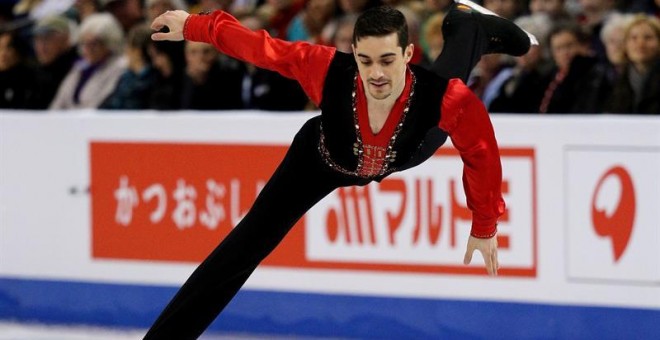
xmin=369 ymin=66 xmax=385 ymax=80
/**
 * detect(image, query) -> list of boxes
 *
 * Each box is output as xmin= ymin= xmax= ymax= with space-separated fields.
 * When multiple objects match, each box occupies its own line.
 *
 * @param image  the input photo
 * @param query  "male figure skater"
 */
xmin=145 ymin=1 xmax=532 ymax=338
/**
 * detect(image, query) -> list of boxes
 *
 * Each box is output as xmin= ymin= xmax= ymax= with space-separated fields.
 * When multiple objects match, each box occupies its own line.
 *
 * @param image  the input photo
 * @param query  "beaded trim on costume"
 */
xmin=318 ymin=69 xmax=416 ymax=179
xmin=470 ymin=225 xmax=498 ymax=239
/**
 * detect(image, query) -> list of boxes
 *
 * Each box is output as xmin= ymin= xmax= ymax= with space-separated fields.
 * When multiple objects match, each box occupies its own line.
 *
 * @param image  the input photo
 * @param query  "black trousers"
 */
xmin=144 ymin=118 xmax=371 ymax=339
xmin=143 ymin=6 xmax=488 ymax=339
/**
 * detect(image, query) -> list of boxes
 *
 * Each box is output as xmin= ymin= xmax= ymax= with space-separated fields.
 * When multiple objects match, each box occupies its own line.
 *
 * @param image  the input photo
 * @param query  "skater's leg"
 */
xmin=431 ymin=0 xmax=532 ymax=82
xmin=144 ymin=119 xmax=343 ymax=339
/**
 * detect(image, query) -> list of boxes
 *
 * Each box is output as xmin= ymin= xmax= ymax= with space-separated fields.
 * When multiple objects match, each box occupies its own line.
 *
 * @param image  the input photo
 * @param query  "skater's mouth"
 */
xmin=369 ymin=81 xmax=389 ymax=88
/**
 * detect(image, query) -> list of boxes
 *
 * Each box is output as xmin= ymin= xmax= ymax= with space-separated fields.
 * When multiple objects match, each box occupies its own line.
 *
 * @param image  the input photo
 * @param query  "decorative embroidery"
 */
xmin=318 ymin=70 xmax=416 ymax=178
xmin=470 ymin=224 xmax=498 ymax=239
xmin=182 ymin=14 xmax=193 ymax=40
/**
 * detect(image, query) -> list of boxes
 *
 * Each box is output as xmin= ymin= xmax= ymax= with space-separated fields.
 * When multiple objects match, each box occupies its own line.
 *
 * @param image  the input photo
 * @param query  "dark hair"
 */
xmin=0 ymin=30 xmax=31 ymax=59
xmin=353 ymin=6 xmax=408 ymax=51
xmin=547 ymin=22 xmax=589 ymax=47
xmin=151 ymin=40 xmax=185 ymax=71
xmin=127 ymin=23 xmax=154 ymax=64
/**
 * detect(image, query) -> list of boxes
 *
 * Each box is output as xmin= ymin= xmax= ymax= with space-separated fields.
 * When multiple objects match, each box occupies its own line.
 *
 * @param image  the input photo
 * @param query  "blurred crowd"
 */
xmin=0 ymin=0 xmax=658 ymax=114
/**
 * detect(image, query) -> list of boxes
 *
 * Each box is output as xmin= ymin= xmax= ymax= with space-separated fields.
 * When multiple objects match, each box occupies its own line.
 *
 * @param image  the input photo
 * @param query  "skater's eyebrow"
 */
xmin=357 ymin=52 xmax=397 ymax=59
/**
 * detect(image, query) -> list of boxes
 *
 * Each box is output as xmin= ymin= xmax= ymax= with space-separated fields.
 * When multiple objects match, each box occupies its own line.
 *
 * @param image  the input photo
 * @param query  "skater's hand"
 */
xmin=151 ymin=10 xmax=190 ymax=41
xmin=464 ymin=235 xmax=499 ymax=276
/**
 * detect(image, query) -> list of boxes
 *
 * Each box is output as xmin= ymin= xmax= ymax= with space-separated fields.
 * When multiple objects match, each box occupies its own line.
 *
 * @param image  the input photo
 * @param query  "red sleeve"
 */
xmin=183 ymin=11 xmax=336 ymax=106
xmin=438 ymin=79 xmax=505 ymax=238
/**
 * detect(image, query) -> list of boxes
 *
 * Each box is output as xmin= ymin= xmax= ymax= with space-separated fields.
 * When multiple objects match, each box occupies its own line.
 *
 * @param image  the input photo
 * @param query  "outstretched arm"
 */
xmin=439 ymin=78 xmax=505 ymax=276
xmin=150 ymin=10 xmax=335 ymax=106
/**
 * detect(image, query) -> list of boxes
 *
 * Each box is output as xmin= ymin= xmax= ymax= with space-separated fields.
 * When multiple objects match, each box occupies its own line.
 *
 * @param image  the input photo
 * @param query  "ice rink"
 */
xmin=0 ymin=322 xmax=339 ymax=340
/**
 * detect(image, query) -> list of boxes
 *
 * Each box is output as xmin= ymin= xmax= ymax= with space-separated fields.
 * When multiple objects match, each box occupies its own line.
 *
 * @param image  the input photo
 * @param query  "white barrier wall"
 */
xmin=1 ymin=111 xmax=659 ymax=338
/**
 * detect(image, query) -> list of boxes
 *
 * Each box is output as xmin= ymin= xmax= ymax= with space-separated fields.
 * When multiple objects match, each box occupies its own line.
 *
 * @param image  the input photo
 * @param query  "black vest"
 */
xmin=318 ymin=52 xmax=450 ymax=181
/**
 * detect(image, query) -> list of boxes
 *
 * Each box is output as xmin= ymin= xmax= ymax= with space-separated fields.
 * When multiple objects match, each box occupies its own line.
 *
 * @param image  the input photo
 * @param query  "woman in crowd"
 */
xmin=606 ymin=14 xmax=660 ymax=114
xmin=49 ymin=13 xmax=125 ymax=110
xmin=599 ymin=13 xmax=635 ymax=84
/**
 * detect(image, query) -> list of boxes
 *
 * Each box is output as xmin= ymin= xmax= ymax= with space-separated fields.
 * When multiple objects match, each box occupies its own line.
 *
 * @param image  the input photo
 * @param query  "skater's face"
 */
xmin=352 ymin=33 xmax=413 ymax=100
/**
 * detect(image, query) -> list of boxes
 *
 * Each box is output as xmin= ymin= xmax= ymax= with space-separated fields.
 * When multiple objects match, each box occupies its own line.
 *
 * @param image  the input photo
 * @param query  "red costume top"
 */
xmin=183 ymin=11 xmax=504 ymax=238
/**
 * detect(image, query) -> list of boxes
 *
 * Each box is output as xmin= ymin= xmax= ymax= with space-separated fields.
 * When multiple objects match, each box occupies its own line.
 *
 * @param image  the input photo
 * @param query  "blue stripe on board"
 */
xmin=0 ymin=277 xmax=658 ymax=339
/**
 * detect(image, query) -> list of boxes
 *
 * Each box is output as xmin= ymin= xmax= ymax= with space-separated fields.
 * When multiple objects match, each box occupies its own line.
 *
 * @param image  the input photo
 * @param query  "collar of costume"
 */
xmin=319 ymin=67 xmax=416 ymax=178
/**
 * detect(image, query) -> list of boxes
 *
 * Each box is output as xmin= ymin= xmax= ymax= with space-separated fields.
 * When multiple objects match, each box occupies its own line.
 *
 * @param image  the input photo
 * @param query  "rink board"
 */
xmin=1 ymin=112 xmax=659 ymax=338
xmin=1 ymin=277 xmax=658 ymax=339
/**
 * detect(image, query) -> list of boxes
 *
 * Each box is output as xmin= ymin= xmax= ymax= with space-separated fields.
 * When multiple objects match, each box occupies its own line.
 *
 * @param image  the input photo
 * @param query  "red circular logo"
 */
xmin=591 ymin=166 xmax=636 ymax=262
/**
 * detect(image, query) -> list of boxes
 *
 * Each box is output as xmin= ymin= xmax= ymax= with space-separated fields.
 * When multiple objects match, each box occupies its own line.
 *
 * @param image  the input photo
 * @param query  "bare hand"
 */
xmin=150 ymin=10 xmax=190 ymax=41
xmin=464 ymin=235 xmax=499 ymax=276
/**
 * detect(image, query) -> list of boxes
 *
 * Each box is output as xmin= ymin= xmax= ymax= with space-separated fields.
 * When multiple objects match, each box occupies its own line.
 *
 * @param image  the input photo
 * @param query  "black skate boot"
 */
xmin=443 ymin=0 xmax=534 ymax=57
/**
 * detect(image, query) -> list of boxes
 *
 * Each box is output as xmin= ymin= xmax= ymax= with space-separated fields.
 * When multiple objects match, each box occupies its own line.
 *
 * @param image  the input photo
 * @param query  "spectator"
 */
xmin=286 ymin=0 xmax=337 ymax=44
xmin=247 ymin=65 xmax=311 ymax=111
xmin=50 ymin=13 xmax=126 ymax=109
xmin=606 ymin=14 xmax=660 ymax=114
xmin=418 ymin=1 xmax=451 ymax=69
xmin=620 ymin=0 xmax=658 ymax=14
xmin=180 ymin=41 xmax=245 ymax=110
xmin=483 ymin=0 xmax=524 ymax=20
xmin=421 ymin=11 xmax=445 ymax=62
xmin=600 ymin=13 xmax=635 ymax=83
xmin=338 ymin=0 xmax=380 ymax=16
xmin=145 ymin=0 xmax=188 ymax=22
xmin=231 ymin=0 xmax=261 ymax=16
xmin=148 ymin=39 xmax=185 ymax=110
xmin=0 ymin=30 xmax=35 ymax=109
xmin=189 ymin=0 xmax=234 ymax=13
xmin=67 ymin=0 xmax=103 ymax=23
xmin=13 ymin=0 xmax=75 ymax=20
xmin=331 ymin=14 xmax=357 ymax=53
xmin=256 ymin=0 xmax=306 ymax=39
xmin=528 ymin=0 xmax=571 ymax=20
xmin=239 ymin=14 xmax=310 ymax=111
xmin=489 ymin=14 xmax=554 ymax=113
xmin=470 ymin=53 xmax=514 ymax=106
xmin=422 ymin=0 xmax=454 ymax=17
xmin=576 ymin=0 xmax=619 ymax=62
xmin=539 ymin=23 xmax=609 ymax=113
xmin=397 ymin=4 xmax=428 ymax=65
xmin=30 ymin=15 xmax=79 ymax=109
xmin=100 ymin=24 xmax=158 ymax=109
xmin=101 ymin=0 xmax=144 ymax=33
